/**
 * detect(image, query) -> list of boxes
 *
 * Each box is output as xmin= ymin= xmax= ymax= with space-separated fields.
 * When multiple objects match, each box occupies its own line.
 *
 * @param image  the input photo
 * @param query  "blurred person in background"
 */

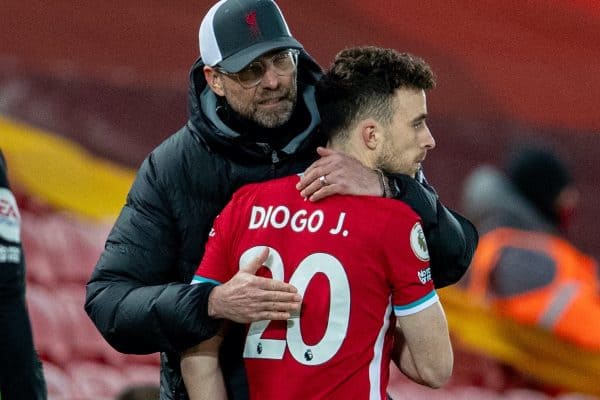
xmin=85 ymin=0 xmax=476 ymax=398
xmin=181 ymin=46 xmax=453 ymax=400
xmin=461 ymin=144 xmax=600 ymax=350
xmin=0 ymin=150 xmax=47 ymax=399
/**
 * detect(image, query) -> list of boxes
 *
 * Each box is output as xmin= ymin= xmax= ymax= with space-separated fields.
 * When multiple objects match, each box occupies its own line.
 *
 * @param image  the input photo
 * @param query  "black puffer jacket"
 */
xmin=85 ymin=51 xmax=477 ymax=400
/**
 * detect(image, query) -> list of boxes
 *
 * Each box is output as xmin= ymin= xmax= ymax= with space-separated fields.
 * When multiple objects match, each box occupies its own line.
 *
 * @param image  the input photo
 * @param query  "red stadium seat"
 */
xmin=21 ymin=212 xmax=109 ymax=285
xmin=388 ymin=367 xmax=459 ymax=400
xmin=26 ymin=284 xmax=72 ymax=365
xmin=67 ymin=361 xmax=128 ymax=399
xmin=42 ymin=361 xmax=74 ymax=400
xmin=23 ymin=248 xmax=58 ymax=287
xmin=448 ymin=345 xmax=509 ymax=390
xmin=50 ymin=215 xmax=108 ymax=284
xmin=502 ymin=389 xmax=551 ymax=400
xmin=21 ymin=213 xmax=58 ymax=287
xmin=55 ymin=283 xmax=127 ymax=365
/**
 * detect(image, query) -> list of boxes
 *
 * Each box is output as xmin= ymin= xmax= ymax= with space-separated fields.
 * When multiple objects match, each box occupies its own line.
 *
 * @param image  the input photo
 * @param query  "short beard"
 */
xmin=254 ymin=96 xmax=296 ymax=128
xmin=224 ymin=80 xmax=298 ymax=128
xmin=374 ymin=131 xmax=394 ymax=173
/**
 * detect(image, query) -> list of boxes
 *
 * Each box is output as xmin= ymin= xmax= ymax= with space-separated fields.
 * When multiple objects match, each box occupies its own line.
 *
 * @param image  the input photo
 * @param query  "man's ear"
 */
xmin=203 ymin=66 xmax=225 ymax=96
xmin=359 ymin=118 xmax=381 ymax=150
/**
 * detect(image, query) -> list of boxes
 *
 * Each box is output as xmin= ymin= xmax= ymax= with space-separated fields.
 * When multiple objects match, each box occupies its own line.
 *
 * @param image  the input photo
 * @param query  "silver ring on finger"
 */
xmin=319 ymin=175 xmax=329 ymax=186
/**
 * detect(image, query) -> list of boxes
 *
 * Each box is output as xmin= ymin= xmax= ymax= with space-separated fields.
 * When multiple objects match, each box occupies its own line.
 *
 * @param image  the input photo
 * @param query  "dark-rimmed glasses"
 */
xmin=217 ymin=49 xmax=300 ymax=89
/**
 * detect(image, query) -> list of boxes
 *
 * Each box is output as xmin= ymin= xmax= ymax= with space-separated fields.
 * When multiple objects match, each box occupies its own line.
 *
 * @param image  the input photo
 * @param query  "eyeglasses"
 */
xmin=217 ymin=49 xmax=300 ymax=89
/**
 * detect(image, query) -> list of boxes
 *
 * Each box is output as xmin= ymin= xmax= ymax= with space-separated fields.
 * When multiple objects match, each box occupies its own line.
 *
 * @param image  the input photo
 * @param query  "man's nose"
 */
xmin=424 ymin=128 xmax=435 ymax=149
xmin=259 ymin=65 xmax=280 ymax=89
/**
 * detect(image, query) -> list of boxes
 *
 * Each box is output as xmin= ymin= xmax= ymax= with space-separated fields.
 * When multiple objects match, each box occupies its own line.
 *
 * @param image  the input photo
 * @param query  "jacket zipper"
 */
xmin=271 ymin=150 xmax=279 ymax=177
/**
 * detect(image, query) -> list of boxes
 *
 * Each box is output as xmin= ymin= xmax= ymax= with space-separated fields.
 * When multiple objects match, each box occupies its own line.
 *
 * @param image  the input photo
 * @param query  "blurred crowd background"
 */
xmin=1 ymin=1 xmax=599 ymax=399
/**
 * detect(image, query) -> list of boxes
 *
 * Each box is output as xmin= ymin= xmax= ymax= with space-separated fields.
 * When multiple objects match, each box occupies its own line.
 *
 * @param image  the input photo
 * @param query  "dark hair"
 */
xmin=316 ymin=46 xmax=436 ymax=141
xmin=505 ymin=145 xmax=572 ymax=224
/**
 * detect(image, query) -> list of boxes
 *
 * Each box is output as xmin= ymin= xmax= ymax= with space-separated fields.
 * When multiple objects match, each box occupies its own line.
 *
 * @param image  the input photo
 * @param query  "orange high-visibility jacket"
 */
xmin=466 ymin=227 xmax=600 ymax=351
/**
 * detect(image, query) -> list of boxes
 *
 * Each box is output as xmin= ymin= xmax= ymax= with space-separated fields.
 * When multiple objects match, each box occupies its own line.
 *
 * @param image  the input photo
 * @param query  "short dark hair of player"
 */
xmin=316 ymin=46 xmax=436 ymax=141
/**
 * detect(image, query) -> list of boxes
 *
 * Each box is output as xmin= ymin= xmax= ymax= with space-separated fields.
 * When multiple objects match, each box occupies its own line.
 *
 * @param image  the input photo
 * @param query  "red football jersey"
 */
xmin=193 ymin=175 xmax=438 ymax=400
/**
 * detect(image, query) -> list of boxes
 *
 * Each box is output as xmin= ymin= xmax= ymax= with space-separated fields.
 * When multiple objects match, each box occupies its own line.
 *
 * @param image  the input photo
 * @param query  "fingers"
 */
xmin=260 ymin=275 xmax=297 ymax=294
xmin=215 ymin=272 xmax=301 ymax=322
xmin=305 ymin=183 xmax=342 ymax=202
xmin=211 ymin=247 xmax=308 ymax=323
xmin=297 ymin=146 xmax=379 ymax=200
xmin=253 ymin=311 xmax=296 ymax=321
xmin=231 ymin=287 xmax=302 ymax=322
xmin=296 ymin=147 xmax=339 ymax=192
xmin=299 ymin=165 xmax=351 ymax=201
xmin=243 ymin=279 xmax=302 ymax=315
xmin=261 ymin=285 xmax=302 ymax=302
xmin=298 ymin=166 xmax=343 ymax=199
xmin=249 ymin=296 xmax=302 ymax=322
xmin=209 ymin=281 xmax=302 ymax=322
xmin=297 ymin=167 xmax=332 ymax=194
xmin=240 ymin=247 xmax=270 ymax=275
xmin=237 ymin=255 xmax=301 ymax=296
xmin=240 ymin=270 xmax=302 ymax=303
xmin=299 ymin=173 xmax=334 ymax=200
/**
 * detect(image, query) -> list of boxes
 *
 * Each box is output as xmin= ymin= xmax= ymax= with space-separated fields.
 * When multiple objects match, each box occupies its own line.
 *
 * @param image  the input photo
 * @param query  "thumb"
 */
xmin=241 ymin=247 xmax=270 ymax=275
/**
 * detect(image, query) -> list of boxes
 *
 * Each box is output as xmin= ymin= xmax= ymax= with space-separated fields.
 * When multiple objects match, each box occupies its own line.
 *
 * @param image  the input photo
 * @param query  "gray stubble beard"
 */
xmin=225 ymin=79 xmax=298 ymax=128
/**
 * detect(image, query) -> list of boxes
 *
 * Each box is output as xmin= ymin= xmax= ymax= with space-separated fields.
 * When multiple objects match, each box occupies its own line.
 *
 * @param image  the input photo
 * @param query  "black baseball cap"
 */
xmin=199 ymin=0 xmax=303 ymax=73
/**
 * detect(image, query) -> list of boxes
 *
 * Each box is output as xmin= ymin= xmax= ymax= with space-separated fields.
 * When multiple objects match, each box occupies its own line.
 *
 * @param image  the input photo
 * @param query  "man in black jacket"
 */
xmin=85 ymin=1 xmax=477 ymax=399
xmin=0 ymin=150 xmax=47 ymax=400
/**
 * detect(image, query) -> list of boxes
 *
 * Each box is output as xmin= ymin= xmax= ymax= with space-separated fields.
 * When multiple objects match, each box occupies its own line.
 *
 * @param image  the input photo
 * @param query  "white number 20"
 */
xmin=240 ymin=246 xmax=350 ymax=366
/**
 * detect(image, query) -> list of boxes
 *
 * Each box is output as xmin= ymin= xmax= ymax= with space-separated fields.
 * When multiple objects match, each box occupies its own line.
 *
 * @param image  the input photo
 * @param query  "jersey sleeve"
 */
xmin=382 ymin=207 xmax=439 ymax=317
xmin=191 ymin=194 xmax=240 ymax=285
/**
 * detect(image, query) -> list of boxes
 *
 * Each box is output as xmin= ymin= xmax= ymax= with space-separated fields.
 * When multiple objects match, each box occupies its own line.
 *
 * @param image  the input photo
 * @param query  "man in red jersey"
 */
xmin=181 ymin=46 xmax=453 ymax=400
